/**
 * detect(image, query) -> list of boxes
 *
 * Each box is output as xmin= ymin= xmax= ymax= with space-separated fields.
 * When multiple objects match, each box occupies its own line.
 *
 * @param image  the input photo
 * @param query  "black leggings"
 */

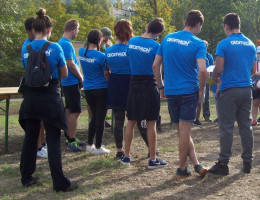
xmin=85 ymin=89 xmax=107 ymax=148
xmin=20 ymin=119 xmax=70 ymax=191
xmin=113 ymin=109 xmax=148 ymax=149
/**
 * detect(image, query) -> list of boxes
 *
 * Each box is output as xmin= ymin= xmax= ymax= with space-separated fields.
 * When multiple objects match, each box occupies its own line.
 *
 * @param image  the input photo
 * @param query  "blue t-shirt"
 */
xmin=58 ymin=37 xmax=80 ymax=86
xmin=207 ymin=53 xmax=214 ymax=67
xmin=127 ymin=36 xmax=159 ymax=75
xmin=21 ymin=40 xmax=66 ymax=79
xmin=157 ymin=30 xmax=207 ymax=95
xmin=79 ymin=48 xmax=108 ymax=90
xmin=105 ymin=44 xmax=131 ymax=74
xmin=21 ymin=38 xmax=32 ymax=65
xmin=22 ymin=38 xmax=32 ymax=48
xmin=215 ymin=33 xmax=256 ymax=91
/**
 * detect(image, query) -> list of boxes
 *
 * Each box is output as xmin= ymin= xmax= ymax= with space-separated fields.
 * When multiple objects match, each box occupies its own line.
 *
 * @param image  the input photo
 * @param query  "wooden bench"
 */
xmin=0 ymin=87 xmax=19 ymax=152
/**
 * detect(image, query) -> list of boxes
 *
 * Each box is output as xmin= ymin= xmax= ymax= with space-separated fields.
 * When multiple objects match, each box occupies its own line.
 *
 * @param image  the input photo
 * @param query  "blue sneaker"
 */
xmin=67 ymin=141 xmax=82 ymax=152
xmin=76 ymin=138 xmax=86 ymax=146
xmin=148 ymin=158 xmax=168 ymax=169
xmin=121 ymin=156 xmax=130 ymax=166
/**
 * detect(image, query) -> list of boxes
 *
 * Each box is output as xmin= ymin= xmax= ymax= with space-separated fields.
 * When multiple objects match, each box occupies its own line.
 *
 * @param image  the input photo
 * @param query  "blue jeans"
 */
xmin=167 ymin=92 xmax=198 ymax=124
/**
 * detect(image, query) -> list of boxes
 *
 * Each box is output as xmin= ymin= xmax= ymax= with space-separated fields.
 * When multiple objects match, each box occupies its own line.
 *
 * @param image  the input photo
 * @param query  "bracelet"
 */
xmin=159 ymin=86 xmax=164 ymax=90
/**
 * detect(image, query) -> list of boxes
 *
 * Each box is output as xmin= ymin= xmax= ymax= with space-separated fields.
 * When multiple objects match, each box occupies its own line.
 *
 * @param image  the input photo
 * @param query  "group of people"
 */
xmin=19 ymin=8 xmax=258 ymax=192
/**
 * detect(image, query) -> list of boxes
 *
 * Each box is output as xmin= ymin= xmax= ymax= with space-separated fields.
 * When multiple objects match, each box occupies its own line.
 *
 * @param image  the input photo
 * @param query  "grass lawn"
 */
xmin=0 ymin=95 xmax=260 ymax=200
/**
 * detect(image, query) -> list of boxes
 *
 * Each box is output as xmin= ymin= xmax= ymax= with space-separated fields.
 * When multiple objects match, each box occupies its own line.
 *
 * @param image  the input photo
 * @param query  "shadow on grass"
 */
xmin=101 ymin=172 xmax=246 ymax=200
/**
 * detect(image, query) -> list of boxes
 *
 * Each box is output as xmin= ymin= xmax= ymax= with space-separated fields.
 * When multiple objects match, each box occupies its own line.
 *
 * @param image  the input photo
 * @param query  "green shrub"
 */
xmin=0 ymin=57 xmax=25 ymax=87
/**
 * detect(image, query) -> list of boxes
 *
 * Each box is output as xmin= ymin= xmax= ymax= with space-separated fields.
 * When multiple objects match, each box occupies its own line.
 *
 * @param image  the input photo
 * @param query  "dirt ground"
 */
xmin=0 ymin=99 xmax=260 ymax=200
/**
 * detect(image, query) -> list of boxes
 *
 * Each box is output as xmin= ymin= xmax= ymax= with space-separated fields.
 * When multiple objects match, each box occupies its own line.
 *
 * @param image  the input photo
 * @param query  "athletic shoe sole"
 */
xmin=148 ymin=163 xmax=168 ymax=170
xmin=120 ymin=161 xmax=130 ymax=166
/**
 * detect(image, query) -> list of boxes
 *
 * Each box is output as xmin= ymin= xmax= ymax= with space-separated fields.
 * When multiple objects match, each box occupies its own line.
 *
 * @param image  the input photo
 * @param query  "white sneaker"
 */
xmin=86 ymin=144 xmax=95 ymax=152
xmin=42 ymin=144 xmax=47 ymax=150
xmin=93 ymin=146 xmax=110 ymax=156
xmin=37 ymin=148 xmax=48 ymax=158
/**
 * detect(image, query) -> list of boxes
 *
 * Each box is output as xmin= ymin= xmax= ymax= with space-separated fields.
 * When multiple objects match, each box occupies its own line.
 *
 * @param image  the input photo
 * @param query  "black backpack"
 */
xmin=25 ymin=42 xmax=52 ymax=87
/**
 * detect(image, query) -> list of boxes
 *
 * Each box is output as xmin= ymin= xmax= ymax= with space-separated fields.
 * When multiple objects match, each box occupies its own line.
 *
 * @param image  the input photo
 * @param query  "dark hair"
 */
xmin=64 ymin=19 xmax=79 ymax=32
xmin=33 ymin=8 xmax=52 ymax=33
xmin=114 ymin=19 xmax=133 ymax=43
xmin=24 ymin=18 xmax=35 ymax=31
xmin=224 ymin=13 xmax=240 ymax=30
xmin=147 ymin=17 xmax=165 ymax=34
xmin=185 ymin=10 xmax=204 ymax=27
xmin=84 ymin=29 xmax=103 ymax=57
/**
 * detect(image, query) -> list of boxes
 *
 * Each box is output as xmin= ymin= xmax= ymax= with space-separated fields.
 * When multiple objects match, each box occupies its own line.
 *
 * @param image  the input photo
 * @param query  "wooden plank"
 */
xmin=0 ymin=87 xmax=19 ymax=97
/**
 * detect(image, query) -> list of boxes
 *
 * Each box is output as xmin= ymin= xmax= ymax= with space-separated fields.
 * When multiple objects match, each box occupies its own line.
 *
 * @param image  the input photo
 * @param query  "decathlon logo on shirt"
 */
xmin=24 ymin=49 xmax=53 ymax=58
xmin=107 ymin=52 xmax=127 ymax=57
xmin=45 ymin=49 xmax=54 ymax=56
xmin=167 ymin=38 xmax=191 ymax=46
xmin=79 ymin=56 xmax=95 ymax=63
xmin=129 ymin=45 xmax=152 ymax=53
xmin=230 ymin=41 xmax=252 ymax=46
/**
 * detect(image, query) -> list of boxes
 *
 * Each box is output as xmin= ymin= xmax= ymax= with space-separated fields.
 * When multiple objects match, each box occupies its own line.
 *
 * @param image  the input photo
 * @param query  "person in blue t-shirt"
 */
xmin=105 ymin=19 xmax=156 ymax=159
xmin=22 ymin=18 xmax=35 ymax=48
xmin=252 ymin=47 xmax=260 ymax=126
xmin=20 ymin=8 xmax=77 ymax=192
xmin=194 ymin=40 xmax=213 ymax=125
xmin=105 ymin=19 xmax=132 ymax=159
xmin=22 ymin=17 xmax=48 ymax=159
xmin=120 ymin=18 xmax=168 ymax=169
xmin=153 ymin=10 xmax=208 ymax=176
xmin=209 ymin=13 xmax=257 ymax=175
xmin=79 ymin=29 xmax=110 ymax=156
xmin=58 ymin=19 xmax=85 ymax=152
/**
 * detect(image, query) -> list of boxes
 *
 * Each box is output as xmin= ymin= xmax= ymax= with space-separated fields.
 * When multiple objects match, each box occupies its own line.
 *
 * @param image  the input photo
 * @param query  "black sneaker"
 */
xmin=213 ymin=118 xmax=219 ymax=123
xmin=23 ymin=176 xmax=40 ymax=187
xmin=115 ymin=151 xmax=124 ymax=159
xmin=193 ymin=119 xmax=202 ymax=126
xmin=243 ymin=162 xmax=252 ymax=174
xmin=157 ymin=126 xmax=163 ymax=133
xmin=204 ymin=116 xmax=212 ymax=122
xmin=55 ymin=181 xmax=78 ymax=192
xmin=148 ymin=158 xmax=168 ymax=169
xmin=121 ymin=156 xmax=131 ymax=166
xmin=176 ymin=167 xmax=192 ymax=176
xmin=209 ymin=161 xmax=229 ymax=175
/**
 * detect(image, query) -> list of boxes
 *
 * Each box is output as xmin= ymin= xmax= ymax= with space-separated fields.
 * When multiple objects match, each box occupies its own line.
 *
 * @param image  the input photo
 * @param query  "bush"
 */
xmin=0 ymin=57 xmax=25 ymax=87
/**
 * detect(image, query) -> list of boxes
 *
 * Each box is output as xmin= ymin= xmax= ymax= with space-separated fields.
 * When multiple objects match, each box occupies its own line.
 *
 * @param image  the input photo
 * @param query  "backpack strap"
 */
xmin=41 ymin=41 xmax=52 ymax=52
xmin=26 ymin=44 xmax=33 ymax=53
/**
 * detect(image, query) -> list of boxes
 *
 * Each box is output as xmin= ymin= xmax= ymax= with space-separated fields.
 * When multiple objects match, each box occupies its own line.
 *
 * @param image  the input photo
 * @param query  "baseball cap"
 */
xmin=100 ymin=27 xmax=113 ymax=40
xmin=257 ymin=46 xmax=260 ymax=53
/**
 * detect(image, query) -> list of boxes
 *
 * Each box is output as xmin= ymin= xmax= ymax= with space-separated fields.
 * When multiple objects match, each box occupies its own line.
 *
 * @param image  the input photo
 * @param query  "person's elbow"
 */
xmin=60 ymin=73 xmax=68 ymax=79
xmin=59 ymin=65 xmax=68 ymax=79
xmin=152 ymin=64 xmax=158 ymax=74
xmin=199 ymin=66 xmax=208 ymax=77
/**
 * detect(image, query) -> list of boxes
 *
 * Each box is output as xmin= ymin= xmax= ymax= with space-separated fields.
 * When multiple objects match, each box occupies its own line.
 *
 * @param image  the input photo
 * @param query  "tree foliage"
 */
xmin=1 ymin=0 xmax=260 ymax=86
xmin=67 ymin=0 xmax=115 ymax=40
xmin=116 ymin=0 xmax=177 ymax=41
xmin=0 ymin=0 xmax=115 ymax=86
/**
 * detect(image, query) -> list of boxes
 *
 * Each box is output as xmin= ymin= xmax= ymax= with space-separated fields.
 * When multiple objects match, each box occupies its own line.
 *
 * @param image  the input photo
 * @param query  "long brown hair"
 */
xmin=84 ymin=29 xmax=103 ymax=57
